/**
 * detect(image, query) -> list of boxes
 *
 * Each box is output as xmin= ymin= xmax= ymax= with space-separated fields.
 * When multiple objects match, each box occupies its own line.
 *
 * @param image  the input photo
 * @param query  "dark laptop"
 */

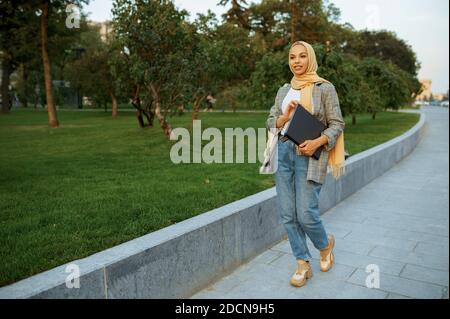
xmin=282 ymin=104 xmax=327 ymax=160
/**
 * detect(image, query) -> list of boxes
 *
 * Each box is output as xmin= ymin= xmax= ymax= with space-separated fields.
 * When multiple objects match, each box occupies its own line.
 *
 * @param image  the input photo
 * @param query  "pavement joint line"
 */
xmin=367 ymin=245 xmax=378 ymax=256
xmin=267 ymin=253 xmax=286 ymax=265
xmin=398 ymin=266 xmax=449 ymax=289
xmin=367 ymin=209 xmax=450 ymax=222
xmin=351 ymin=265 xmax=405 ymax=278
xmin=366 ymin=251 xmax=449 ymax=273
xmin=341 ymin=232 xmax=352 ymax=239
xmin=398 ymin=263 xmax=408 ymax=277
xmin=347 ymin=267 xmax=359 ymax=280
xmin=343 ymin=278 xmax=393 ymax=296
xmin=357 ymin=222 xmax=448 ymax=238
xmin=350 ymin=235 xmax=419 ymax=250
xmin=382 ymin=230 xmax=449 ymax=241
xmin=345 ymin=274 xmax=440 ymax=299
xmin=373 ymin=212 xmax=449 ymax=224
xmin=359 ymin=217 xmax=369 ymax=224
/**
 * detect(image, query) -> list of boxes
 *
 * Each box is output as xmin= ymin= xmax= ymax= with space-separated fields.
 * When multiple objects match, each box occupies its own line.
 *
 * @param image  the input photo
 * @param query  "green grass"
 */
xmin=0 ymin=109 xmax=419 ymax=286
xmin=400 ymin=104 xmax=422 ymax=110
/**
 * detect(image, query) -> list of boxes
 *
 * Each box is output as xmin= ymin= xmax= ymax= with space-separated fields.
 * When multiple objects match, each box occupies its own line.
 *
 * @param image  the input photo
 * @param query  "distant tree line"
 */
xmin=0 ymin=0 xmax=422 ymax=132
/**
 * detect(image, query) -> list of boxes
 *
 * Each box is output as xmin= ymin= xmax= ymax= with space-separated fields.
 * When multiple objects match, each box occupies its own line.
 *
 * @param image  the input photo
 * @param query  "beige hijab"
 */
xmin=289 ymin=40 xmax=345 ymax=180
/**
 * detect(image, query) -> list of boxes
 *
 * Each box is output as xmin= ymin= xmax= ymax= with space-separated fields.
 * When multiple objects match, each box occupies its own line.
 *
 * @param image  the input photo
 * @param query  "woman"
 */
xmin=266 ymin=41 xmax=346 ymax=288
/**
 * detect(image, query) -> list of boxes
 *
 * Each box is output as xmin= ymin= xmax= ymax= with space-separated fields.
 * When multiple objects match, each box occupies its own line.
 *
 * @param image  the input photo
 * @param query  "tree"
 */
xmin=112 ymin=0 xmax=193 ymax=137
xmin=192 ymin=20 xmax=261 ymax=113
xmin=218 ymin=0 xmax=251 ymax=30
xmin=246 ymin=0 xmax=288 ymax=52
xmin=65 ymin=23 xmax=119 ymax=117
xmin=344 ymin=30 xmax=420 ymax=76
xmin=242 ymin=48 xmax=290 ymax=110
xmin=1 ymin=0 xmax=88 ymax=118
xmin=39 ymin=0 xmax=88 ymax=126
xmin=0 ymin=0 xmax=40 ymax=113
xmin=290 ymin=0 xmax=298 ymax=43
xmin=187 ymin=10 xmax=225 ymax=119
xmin=315 ymin=45 xmax=367 ymax=124
xmin=358 ymin=57 xmax=413 ymax=119
xmin=289 ymin=0 xmax=335 ymax=43
xmin=40 ymin=0 xmax=57 ymax=126
xmin=244 ymin=0 xmax=342 ymax=53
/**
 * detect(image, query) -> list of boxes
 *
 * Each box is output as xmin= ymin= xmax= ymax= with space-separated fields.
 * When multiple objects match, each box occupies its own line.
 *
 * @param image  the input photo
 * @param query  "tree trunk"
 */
xmin=290 ymin=0 xmax=298 ymax=43
xmin=232 ymin=98 xmax=237 ymax=112
xmin=110 ymin=91 xmax=118 ymax=118
xmin=40 ymin=0 xmax=58 ymax=127
xmin=352 ymin=114 xmax=356 ymax=125
xmin=131 ymin=86 xmax=145 ymax=127
xmin=191 ymin=95 xmax=204 ymax=121
xmin=148 ymin=83 xmax=172 ymax=138
xmin=372 ymin=112 xmax=377 ymax=120
xmin=21 ymin=64 xmax=29 ymax=108
xmin=143 ymin=109 xmax=154 ymax=126
xmin=1 ymin=56 xmax=12 ymax=113
xmin=136 ymin=109 xmax=145 ymax=127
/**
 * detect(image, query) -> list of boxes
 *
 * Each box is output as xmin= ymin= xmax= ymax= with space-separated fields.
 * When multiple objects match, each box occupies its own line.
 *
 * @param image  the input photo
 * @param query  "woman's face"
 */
xmin=289 ymin=44 xmax=309 ymax=76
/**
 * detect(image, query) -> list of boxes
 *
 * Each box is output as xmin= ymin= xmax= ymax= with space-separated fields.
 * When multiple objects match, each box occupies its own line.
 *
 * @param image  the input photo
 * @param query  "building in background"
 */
xmin=416 ymin=79 xmax=433 ymax=101
xmin=415 ymin=79 xmax=448 ymax=102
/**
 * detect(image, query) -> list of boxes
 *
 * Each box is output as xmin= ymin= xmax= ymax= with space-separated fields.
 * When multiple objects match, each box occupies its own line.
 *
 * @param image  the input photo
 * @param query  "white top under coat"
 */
xmin=281 ymin=87 xmax=301 ymax=135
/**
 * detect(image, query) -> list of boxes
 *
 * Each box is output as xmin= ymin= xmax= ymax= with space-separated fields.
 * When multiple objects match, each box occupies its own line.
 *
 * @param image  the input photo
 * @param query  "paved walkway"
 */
xmin=191 ymin=106 xmax=449 ymax=299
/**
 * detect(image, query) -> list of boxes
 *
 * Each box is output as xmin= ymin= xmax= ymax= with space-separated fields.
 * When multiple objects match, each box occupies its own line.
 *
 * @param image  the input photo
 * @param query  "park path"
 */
xmin=191 ymin=106 xmax=449 ymax=299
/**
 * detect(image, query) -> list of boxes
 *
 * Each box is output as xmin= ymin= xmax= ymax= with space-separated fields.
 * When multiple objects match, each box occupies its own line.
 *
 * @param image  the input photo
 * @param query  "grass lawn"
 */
xmin=0 ymin=108 xmax=420 ymax=286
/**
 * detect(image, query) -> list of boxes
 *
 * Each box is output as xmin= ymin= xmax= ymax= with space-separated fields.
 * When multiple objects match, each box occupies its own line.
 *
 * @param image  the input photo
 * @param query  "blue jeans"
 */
xmin=275 ymin=138 xmax=329 ymax=261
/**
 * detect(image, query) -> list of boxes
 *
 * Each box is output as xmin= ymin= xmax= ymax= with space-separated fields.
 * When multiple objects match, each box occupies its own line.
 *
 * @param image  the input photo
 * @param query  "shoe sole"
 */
xmin=290 ymin=269 xmax=313 ymax=288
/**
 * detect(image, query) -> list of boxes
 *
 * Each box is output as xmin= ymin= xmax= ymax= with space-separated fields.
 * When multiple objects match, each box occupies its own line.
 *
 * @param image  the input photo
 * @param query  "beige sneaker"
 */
xmin=319 ymin=234 xmax=335 ymax=272
xmin=290 ymin=260 xmax=313 ymax=287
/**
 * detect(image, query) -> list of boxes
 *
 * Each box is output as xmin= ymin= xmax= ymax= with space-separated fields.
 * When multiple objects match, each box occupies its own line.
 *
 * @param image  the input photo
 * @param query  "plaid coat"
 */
xmin=266 ymin=82 xmax=345 ymax=185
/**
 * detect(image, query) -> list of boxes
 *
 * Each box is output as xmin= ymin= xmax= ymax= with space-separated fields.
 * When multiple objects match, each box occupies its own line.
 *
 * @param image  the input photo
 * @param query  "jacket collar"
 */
xmin=285 ymin=82 xmax=323 ymax=88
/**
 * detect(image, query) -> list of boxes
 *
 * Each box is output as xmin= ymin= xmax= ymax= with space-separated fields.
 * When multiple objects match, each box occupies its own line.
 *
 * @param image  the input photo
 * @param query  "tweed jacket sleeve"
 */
xmin=266 ymin=86 xmax=286 ymax=131
xmin=320 ymin=84 xmax=345 ymax=151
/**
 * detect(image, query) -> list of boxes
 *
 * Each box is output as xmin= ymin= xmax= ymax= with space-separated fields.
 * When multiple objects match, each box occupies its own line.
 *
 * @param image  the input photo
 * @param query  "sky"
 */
xmin=84 ymin=0 xmax=449 ymax=93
